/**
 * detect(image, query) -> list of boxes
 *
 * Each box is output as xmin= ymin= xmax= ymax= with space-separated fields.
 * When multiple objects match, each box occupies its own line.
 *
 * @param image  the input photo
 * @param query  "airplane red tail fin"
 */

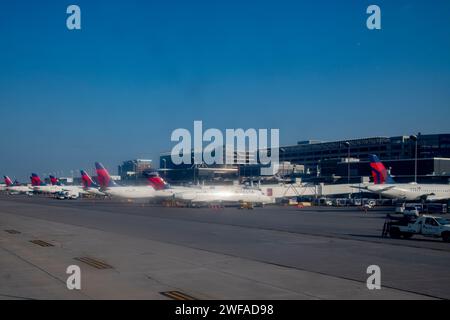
xmin=49 ymin=175 xmax=59 ymax=186
xmin=80 ymin=170 xmax=97 ymax=188
xmin=147 ymin=173 xmax=169 ymax=190
xmin=4 ymin=176 xmax=13 ymax=186
xmin=95 ymin=162 xmax=117 ymax=188
xmin=369 ymin=155 xmax=395 ymax=184
xmin=31 ymin=173 xmax=44 ymax=186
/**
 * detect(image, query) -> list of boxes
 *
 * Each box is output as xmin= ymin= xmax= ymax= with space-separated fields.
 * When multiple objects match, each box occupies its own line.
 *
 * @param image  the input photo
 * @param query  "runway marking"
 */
xmin=29 ymin=240 xmax=54 ymax=247
xmin=4 ymin=229 xmax=21 ymax=234
xmin=74 ymin=257 xmax=113 ymax=269
xmin=160 ymin=291 xmax=197 ymax=300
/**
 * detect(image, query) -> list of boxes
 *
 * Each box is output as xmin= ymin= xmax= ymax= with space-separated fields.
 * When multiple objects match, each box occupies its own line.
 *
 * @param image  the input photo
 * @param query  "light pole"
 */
xmin=344 ymin=141 xmax=351 ymax=201
xmin=162 ymin=158 xmax=166 ymax=178
xmin=410 ymin=135 xmax=418 ymax=183
xmin=279 ymin=148 xmax=286 ymax=180
xmin=344 ymin=142 xmax=350 ymax=184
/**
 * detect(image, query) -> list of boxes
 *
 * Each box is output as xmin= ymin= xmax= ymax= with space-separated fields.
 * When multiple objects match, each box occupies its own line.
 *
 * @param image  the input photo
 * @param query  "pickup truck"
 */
xmin=388 ymin=215 xmax=450 ymax=242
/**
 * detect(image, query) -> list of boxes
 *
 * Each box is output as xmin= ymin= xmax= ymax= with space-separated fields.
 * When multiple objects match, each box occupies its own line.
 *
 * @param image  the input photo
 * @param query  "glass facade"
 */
xmin=160 ymin=134 xmax=450 ymax=183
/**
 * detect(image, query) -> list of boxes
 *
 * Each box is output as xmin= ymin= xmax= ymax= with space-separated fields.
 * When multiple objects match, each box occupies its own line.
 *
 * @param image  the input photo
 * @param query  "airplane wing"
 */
xmin=375 ymin=186 xmax=397 ymax=192
xmin=351 ymin=185 xmax=397 ymax=192
xmin=350 ymin=185 xmax=368 ymax=190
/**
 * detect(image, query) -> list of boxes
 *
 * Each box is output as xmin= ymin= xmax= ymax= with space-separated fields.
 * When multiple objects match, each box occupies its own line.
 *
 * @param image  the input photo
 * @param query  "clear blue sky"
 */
xmin=1 ymin=0 xmax=449 ymax=180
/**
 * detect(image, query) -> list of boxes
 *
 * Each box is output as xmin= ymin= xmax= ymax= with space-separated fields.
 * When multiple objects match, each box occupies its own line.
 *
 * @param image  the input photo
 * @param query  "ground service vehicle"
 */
xmin=388 ymin=215 xmax=450 ymax=242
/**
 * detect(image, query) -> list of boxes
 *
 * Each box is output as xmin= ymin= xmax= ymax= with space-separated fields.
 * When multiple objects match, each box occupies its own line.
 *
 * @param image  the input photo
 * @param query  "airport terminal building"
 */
xmin=281 ymin=134 xmax=450 ymax=183
xmin=159 ymin=133 xmax=450 ymax=184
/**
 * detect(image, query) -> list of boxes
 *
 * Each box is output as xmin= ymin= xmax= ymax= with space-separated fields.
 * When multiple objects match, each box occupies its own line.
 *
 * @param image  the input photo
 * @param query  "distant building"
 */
xmin=118 ymin=159 xmax=153 ymax=183
xmin=159 ymin=148 xmax=242 ymax=184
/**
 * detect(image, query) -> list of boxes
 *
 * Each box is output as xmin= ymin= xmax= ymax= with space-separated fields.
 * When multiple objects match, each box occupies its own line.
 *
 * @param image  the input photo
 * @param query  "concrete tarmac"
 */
xmin=0 ymin=194 xmax=449 ymax=300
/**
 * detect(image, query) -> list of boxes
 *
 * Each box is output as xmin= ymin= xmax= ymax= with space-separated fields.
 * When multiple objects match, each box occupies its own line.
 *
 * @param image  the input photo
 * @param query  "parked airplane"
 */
xmin=360 ymin=155 xmax=450 ymax=201
xmin=32 ymin=173 xmax=85 ymax=198
xmin=95 ymin=162 xmax=271 ymax=205
xmin=80 ymin=170 xmax=105 ymax=196
xmin=31 ymin=173 xmax=58 ymax=193
xmin=95 ymin=162 xmax=160 ymax=199
xmin=146 ymin=170 xmax=272 ymax=205
xmin=3 ymin=176 xmax=32 ymax=194
xmin=50 ymin=175 xmax=87 ymax=197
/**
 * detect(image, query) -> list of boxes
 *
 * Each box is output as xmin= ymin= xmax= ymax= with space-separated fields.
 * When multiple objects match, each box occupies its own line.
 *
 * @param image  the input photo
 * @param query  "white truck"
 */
xmin=388 ymin=215 xmax=450 ymax=242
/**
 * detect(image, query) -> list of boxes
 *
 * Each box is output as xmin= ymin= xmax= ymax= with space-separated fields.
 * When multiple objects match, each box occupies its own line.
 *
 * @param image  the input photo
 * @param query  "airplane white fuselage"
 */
xmin=84 ymin=187 xmax=106 ymax=196
xmin=34 ymin=185 xmax=87 ymax=196
xmin=7 ymin=185 xmax=33 ymax=194
xmin=366 ymin=183 xmax=450 ymax=201
xmin=102 ymin=184 xmax=195 ymax=200
xmin=34 ymin=185 xmax=63 ymax=193
xmin=102 ymin=184 xmax=271 ymax=203
xmin=103 ymin=186 xmax=157 ymax=199
xmin=0 ymin=184 xmax=6 ymax=192
xmin=174 ymin=187 xmax=272 ymax=204
xmin=62 ymin=186 xmax=87 ymax=196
